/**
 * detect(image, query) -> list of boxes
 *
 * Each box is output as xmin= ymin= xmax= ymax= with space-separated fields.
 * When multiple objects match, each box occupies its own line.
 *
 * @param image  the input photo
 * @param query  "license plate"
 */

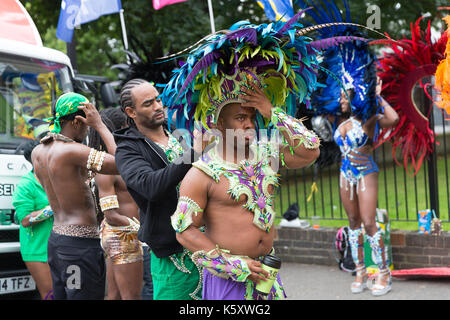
xmin=0 ymin=275 xmax=36 ymax=294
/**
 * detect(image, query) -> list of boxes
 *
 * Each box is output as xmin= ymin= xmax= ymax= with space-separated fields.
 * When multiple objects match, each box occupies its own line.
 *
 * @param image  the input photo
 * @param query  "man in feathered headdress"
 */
xmin=160 ymin=13 xmax=347 ymax=299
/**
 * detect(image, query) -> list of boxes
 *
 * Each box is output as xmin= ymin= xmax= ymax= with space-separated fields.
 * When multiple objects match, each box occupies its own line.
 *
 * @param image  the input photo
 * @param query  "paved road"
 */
xmin=4 ymin=262 xmax=448 ymax=300
xmin=279 ymin=263 xmax=450 ymax=300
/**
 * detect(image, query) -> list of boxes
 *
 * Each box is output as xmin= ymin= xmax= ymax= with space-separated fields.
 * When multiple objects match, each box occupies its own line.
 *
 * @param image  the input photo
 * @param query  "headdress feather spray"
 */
xmin=373 ymin=17 xmax=448 ymax=176
xmin=296 ymin=0 xmax=378 ymax=122
xmin=160 ymin=10 xmax=368 ymax=136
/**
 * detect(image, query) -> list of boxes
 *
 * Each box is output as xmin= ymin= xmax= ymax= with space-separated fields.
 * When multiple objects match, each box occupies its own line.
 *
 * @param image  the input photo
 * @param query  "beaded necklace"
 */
xmin=154 ymin=131 xmax=184 ymax=163
xmin=40 ymin=132 xmax=75 ymax=144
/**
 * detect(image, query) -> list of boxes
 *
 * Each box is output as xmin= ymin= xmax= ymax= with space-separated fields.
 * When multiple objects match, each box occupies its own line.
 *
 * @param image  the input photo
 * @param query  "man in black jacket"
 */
xmin=114 ymin=79 xmax=203 ymax=300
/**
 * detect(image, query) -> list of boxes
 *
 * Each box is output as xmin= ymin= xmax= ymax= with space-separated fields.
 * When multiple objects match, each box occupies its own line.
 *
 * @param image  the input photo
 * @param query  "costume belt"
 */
xmin=53 ymin=224 xmax=99 ymax=238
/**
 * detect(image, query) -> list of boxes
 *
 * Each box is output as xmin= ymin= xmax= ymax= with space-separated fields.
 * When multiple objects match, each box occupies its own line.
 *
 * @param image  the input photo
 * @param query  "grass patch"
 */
xmin=274 ymin=153 xmax=450 ymax=232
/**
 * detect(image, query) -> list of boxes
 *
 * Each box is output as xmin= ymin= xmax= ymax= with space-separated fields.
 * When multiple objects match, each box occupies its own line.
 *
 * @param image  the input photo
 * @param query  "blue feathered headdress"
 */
xmin=296 ymin=0 xmax=378 ymax=123
xmin=160 ymin=7 xmax=371 ymax=134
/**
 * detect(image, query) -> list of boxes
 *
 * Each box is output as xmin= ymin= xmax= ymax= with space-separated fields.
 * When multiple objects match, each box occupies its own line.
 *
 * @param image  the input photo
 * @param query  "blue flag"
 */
xmin=256 ymin=0 xmax=294 ymax=22
xmin=57 ymin=0 xmax=122 ymax=42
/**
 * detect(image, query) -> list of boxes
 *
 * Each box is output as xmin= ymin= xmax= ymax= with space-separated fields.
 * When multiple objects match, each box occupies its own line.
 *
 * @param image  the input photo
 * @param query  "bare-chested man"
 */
xmin=32 ymin=92 xmax=118 ymax=300
xmin=171 ymin=82 xmax=320 ymax=300
xmin=88 ymin=107 xmax=143 ymax=300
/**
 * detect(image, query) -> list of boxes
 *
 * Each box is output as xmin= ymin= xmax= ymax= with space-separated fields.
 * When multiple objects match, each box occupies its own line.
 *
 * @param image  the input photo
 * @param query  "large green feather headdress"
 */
xmin=160 ymin=9 xmax=371 ymax=134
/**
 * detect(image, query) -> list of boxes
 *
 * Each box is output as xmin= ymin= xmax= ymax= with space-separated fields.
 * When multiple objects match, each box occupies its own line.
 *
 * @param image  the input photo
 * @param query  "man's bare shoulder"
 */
xmin=31 ymin=143 xmax=43 ymax=159
xmin=179 ymin=166 xmax=212 ymax=196
xmin=183 ymin=166 xmax=212 ymax=186
xmin=55 ymin=140 xmax=90 ymax=152
xmin=32 ymin=142 xmax=52 ymax=163
xmin=35 ymin=141 xmax=91 ymax=166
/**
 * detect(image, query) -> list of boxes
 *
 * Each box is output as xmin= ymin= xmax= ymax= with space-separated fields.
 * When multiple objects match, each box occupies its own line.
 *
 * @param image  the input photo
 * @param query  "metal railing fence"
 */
xmin=274 ymin=107 xmax=450 ymax=225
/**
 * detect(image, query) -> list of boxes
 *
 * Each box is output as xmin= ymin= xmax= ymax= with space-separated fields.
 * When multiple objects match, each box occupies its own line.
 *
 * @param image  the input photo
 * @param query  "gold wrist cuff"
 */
xmin=99 ymin=195 xmax=119 ymax=212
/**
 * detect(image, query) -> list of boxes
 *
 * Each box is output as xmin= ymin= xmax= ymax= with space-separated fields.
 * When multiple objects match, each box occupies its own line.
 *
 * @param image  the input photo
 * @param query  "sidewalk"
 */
xmin=280 ymin=263 xmax=450 ymax=300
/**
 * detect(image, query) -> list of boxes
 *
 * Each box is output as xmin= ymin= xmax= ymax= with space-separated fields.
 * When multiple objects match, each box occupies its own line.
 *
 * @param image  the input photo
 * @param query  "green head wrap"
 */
xmin=48 ymin=92 xmax=89 ymax=133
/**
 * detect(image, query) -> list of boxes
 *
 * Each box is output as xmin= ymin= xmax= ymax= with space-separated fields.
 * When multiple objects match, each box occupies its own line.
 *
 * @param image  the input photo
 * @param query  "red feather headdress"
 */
xmin=371 ymin=17 xmax=448 ymax=176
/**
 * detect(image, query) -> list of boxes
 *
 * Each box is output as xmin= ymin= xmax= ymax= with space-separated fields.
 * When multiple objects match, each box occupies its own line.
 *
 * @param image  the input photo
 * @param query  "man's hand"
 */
xmin=245 ymin=258 xmax=270 ymax=284
xmin=239 ymin=81 xmax=273 ymax=119
xmin=76 ymin=102 xmax=103 ymax=129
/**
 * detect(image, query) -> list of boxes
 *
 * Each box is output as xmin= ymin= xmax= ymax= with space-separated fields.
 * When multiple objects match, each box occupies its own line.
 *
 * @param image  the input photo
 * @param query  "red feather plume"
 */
xmin=373 ymin=17 xmax=448 ymax=176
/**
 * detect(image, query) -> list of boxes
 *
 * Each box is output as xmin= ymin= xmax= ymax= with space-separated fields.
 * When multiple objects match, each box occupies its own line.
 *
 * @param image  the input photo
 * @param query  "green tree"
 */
xmin=20 ymin=0 xmax=267 ymax=79
xmin=20 ymin=0 xmax=449 ymax=80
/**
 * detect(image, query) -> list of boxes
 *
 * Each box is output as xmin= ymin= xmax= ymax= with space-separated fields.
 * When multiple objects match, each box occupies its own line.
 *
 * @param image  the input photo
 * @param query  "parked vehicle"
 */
xmin=0 ymin=0 xmax=116 ymax=298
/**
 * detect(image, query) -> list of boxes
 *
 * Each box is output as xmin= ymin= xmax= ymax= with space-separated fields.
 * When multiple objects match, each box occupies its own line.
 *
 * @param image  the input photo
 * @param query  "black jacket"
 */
xmin=113 ymin=126 xmax=195 ymax=258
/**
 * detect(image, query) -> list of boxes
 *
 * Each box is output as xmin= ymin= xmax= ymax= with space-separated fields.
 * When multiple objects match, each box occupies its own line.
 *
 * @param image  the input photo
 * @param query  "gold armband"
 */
xmin=99 ymin=195 xmax=119 ymax=212
xmin=87 ymin=148 xmax=96 ymax=170
xmin=87 ymin=148 xmax=106 ymax=172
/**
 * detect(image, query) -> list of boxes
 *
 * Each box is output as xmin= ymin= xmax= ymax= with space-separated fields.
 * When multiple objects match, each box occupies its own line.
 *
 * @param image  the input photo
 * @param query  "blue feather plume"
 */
xmin=296 ymin=0 xmax=378 ymax=122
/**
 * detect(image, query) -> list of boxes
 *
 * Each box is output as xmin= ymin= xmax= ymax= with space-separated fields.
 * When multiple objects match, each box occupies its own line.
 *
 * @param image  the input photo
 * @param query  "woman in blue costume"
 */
xmin=335 ymin=80 xmax=398 ymax=296
xmin=297 ymin=0 xmax=399 ymax=296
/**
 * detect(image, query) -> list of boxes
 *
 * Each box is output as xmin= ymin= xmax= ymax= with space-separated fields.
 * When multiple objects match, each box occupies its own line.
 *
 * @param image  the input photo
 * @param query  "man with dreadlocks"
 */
xmin=88 ymin=107 xmax=143 ymax=300
xmin=113 ymin=79 xmax=206 ymax=300
xmin=32 ymin=92 xmax=118 ymax=299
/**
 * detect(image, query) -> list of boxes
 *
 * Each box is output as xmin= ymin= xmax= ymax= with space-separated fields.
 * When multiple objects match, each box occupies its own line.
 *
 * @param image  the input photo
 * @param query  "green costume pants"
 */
xmin=150 ymin=250 xmax=201 ymax=300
